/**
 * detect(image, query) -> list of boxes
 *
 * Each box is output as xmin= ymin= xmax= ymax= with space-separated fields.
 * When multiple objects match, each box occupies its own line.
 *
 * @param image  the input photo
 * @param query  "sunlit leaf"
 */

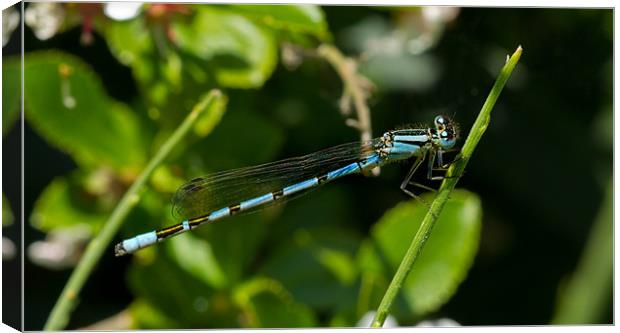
xmin=361 ymin=190 xmax=482 ymax=318
xmin=173 ymin=7 xmax=278 ymax=88
xmin=3 ymin=57 xmax=20 ymax=136
xmin=165 ymin=233 xmax=228 ymax=289
xmin=23 ymin=52 xmax=146 ymax=172
xmin=233 ymin=277 xmax=317 ymax=327
xmin=222 ymin=4 xmax=330 ymax=40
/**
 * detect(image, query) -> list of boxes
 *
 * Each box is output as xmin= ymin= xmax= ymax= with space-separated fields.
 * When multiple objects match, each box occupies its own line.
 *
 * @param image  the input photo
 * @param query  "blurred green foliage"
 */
xmin=24 ymin=52 xmax=146 ymax=172
xmin=2 ymin=57 xmax=20 ymax=135
xmin=10 ymin=3 xmax=612 ymax=329
xmin=552 ymin=181 xmax=613 ymax=324
xmin=30 ymin=175 xmax=107 ymax=232
xmin=3 ymin=194 xmax=14 ymax=227
xmin=16 ymin=4 xmax=480 ymax=328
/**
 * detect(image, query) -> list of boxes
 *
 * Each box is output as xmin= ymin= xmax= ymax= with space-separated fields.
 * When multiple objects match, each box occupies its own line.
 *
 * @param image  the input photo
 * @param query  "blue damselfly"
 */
xmin=115 ymin=115 xmax=458 ymax=256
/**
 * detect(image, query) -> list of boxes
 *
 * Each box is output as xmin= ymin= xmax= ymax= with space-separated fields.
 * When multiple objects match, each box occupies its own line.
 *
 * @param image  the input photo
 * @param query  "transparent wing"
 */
xmin=171 ymin=139 xmax=382 ymax=220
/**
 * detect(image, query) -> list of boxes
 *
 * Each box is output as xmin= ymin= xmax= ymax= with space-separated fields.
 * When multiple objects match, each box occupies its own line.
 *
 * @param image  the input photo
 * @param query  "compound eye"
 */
xmin=439 ymin=129 xmax=456 ymax=149
xmin=434 ymin=115 xmax=446 ymax=126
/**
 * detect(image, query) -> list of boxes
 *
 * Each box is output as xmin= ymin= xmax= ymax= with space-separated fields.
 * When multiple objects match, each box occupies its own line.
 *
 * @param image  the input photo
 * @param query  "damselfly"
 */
xmin=114 ymin=115 xmax=458 ymax=256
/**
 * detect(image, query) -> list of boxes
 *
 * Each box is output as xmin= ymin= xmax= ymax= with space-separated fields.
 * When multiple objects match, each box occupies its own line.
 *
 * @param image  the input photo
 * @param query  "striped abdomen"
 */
xmin=115 ymin=154 xmax=383 ymax=256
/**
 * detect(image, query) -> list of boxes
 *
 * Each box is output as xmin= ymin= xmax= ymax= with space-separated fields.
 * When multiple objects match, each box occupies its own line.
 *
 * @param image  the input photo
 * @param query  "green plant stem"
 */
xmin=44 ymin=90 xmax=223 ymax=331
xmin=317 ymin=44 xmax=373 ymax=141
xmin=370 ymin=46 xmax=522 ymax=328
xmin=317 ymin=44 xmax=379 ymax=176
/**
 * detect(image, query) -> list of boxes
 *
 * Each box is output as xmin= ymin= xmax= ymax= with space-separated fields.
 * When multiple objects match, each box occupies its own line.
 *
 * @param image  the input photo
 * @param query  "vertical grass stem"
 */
xmin=371 ymin=46 xmax=522 ymax=328
xmin=44 ymin=90 xmax=224 ymax=330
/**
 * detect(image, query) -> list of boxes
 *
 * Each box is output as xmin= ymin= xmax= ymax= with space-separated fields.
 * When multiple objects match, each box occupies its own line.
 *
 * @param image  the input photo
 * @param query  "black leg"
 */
xmin=400 ymin=154 xmax=425 ymax=194
xmin=436 ymin=149 xmax=444 ymax=168
xmin=407 ymin=180 xmax=437 ymax=192
xmin=426 ymin=149 xmax=436 ymax=180
xmin=429 ymin=152 xmax=463 ymax=181
xmin=400 ymin=153 xmax=437 ymax=209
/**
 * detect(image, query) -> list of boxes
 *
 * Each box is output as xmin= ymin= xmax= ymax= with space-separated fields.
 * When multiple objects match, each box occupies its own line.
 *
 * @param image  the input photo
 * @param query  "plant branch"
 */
xmin=44 ymin=90 xmax=224 ymax=330
xmin=317 ymin=44 xmax=379 ymax=176
xmin=317 ymin=43 xmax=374 ymax=140
xmin=370 ymin=46 xmax=522 ymax=328
xmin=281 ymin=43 xmax=377 ymax=174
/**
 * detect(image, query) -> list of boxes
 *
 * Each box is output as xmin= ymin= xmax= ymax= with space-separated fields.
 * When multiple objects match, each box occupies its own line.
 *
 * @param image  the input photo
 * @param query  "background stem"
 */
xmin=317 ymin=44 xmax=379 ymax=176
xmin=43 ymin=90 xmax=223 ymax=330
xmin=370 ymin=46 xmax=522 ymax=328
xmin=317 ymin=44 xmax=374 ymax=142
xmin=551 ymin=180 xmax=613 ymax=324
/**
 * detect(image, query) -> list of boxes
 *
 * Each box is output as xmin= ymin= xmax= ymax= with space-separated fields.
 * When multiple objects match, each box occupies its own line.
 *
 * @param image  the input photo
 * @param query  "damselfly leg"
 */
xmin=400 ymin=148 xmax=460 ymax=205
xmin=431 ymin=150 xmax=462 ymax=180
xmin=400 ymin=153 xmax=427 ymax=198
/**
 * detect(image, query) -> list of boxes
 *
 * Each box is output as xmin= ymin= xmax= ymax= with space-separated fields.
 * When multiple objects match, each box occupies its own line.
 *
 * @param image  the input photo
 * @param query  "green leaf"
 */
xmin=103 ymin=17 xmax=215 ymax=119
xmin=102 ymin=17 xmax=154 ymax=70
xmin=129 ymin=299 xmax=180 ymax=329
xmin=128 ymin=253 xmax=222 ymax=328
xmin=23 ymin=51 xmax=146 ymax=172
xmin=364 ymin=190 xmax=482 ymax=318
xmin=261 ymin=227 xmax=361 ymax=311
xmin=186 ymin=211 xmax=270 ymax=286
xmin=164 ymin=233 xmax=228 ymax=289
xmin=102 ymin=17 xmax=162 ymax=99
xmin=173 ymin=7 xmax=278 ymax=88
xmin=3 ymin=57 xmax=20 ymax=136
xmin=222 ymin=5 xmax=330 ymax=40
xmin=3 ymin=194 xmax=14 ymax=227
xmin=233 ymin=277 xmax=317 ymax=327
xmin=136 ymin=200 xmax=271 ymax=295
xmin=29 ymin=176 xmax=108 ymax=232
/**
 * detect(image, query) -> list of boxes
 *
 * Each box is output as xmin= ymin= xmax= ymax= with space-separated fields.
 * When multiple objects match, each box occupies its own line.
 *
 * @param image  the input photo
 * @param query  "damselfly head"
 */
xmin=434 ymin=115 xmax=458 ymax=149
